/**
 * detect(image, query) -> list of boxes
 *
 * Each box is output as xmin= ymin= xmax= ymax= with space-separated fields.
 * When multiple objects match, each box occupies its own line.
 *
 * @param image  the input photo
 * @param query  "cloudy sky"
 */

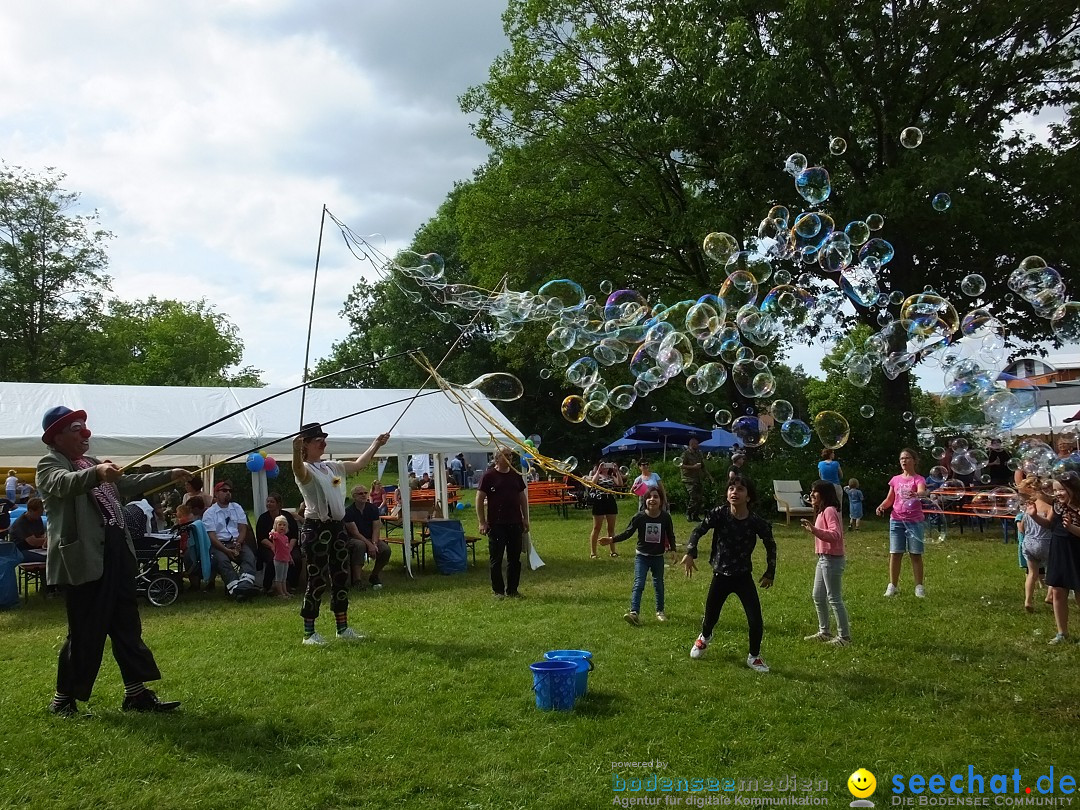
xmin=1 ymin=0 xmax=1074 ymax=410
xmin=0 ymin=0 xmax=508 ymax=385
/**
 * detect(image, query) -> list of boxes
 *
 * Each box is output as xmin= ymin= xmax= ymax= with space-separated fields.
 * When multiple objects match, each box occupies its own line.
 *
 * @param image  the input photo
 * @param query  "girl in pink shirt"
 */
xmin=800 ymin=480 xmax=850 ymax=645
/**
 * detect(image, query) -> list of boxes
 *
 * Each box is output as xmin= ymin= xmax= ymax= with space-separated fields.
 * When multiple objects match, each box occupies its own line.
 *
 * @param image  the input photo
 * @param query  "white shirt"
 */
xmin=295 ymin=460 xmax=348 ymax=521
xmin=203 ymin=502 xmax=248 ymax=542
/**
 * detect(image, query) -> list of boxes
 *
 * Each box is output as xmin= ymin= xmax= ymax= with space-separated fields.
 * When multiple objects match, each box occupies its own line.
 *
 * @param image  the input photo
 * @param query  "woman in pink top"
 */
xmin=876 ymin=448 xmax=928 ymax=598
xmin=800 ymin=480 xmax=850 ymax=645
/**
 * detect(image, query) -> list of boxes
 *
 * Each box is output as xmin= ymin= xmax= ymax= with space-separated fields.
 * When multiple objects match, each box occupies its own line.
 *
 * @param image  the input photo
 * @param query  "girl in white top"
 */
xmin=293 ymin=422 xmax=388 ymax=646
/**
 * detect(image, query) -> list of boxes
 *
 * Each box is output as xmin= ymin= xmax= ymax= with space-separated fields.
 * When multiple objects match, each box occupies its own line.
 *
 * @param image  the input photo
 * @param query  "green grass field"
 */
xmin=1 ymin=507 xmax=1076 ymax=810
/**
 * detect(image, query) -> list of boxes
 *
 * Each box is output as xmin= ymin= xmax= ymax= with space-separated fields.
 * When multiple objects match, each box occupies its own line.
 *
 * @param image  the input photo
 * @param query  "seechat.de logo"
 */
xmin=850 ymin=769 xmax=878 ymax=808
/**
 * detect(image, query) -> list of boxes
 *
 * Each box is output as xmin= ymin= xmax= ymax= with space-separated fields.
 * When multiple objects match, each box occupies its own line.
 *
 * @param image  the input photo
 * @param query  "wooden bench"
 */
xmin=528 ymin=481 xmax=574 ymax=518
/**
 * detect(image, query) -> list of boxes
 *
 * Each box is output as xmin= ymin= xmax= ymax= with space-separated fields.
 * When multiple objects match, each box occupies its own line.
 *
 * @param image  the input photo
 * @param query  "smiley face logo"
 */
xmin=848 ymin=769 xmax=877 ymax=799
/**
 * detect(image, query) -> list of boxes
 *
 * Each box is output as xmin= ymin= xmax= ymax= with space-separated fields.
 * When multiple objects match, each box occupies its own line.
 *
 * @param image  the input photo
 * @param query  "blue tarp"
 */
xmin=428 ymin=520 xmax=468 ymax=575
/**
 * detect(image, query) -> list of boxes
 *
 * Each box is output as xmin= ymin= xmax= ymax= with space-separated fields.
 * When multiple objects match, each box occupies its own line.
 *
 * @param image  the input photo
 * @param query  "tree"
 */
xmin=460 ymin=0 xmax=1080 ymax=416
xmin=0 ymin=162 xmax=112 ymax=382
xmin=84 ymin=297 xmax=263 ymax=387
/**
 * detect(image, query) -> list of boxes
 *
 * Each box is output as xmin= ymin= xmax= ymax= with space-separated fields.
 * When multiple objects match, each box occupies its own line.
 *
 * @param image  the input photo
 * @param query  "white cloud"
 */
xmin=0 ymin=0 xmax=508 ymax=384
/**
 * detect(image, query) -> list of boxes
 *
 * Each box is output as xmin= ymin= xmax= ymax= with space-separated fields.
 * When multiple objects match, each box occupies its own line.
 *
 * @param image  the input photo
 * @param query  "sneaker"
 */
xmin=336 ymin=627 xmax=366 ymax=641
xmin=302 ymin=632 xmax=329 ymax=646
xmin=121 ymin=689 xmax=181 ymax=713
xmin=368 ymin=575 xmax=383 ymax=590
xmin=1049 ymin=632 xmax=1069 ymax=645
xmin=656 ymin=611 xmax=667 ymax=623
xmin=746 ymin=654 xmax=770 ymax=673
xmin=884 ymin=583 xmax=899 ymax=597
xmin=915 ymin=584 xmax=926 ymax=598
xmin=493 ymin=592 xmax=506 ymax=600
xmin=690 ymin=633 xmax=710 ymax=659
xmin=48 ymin=697 xmax=78 ymax=717
xmin=803 ymin=631 xmax=833 ymax=642
xmin=828 ymin=636 xmax=852 ymax=647
xmin=624 ymin=611 xmax=641 ymax=626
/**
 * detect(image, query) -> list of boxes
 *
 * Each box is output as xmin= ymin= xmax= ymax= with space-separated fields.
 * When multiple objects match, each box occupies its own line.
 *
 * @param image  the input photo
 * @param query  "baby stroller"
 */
xmin=133 ymin=531 xmax=185 ymax=607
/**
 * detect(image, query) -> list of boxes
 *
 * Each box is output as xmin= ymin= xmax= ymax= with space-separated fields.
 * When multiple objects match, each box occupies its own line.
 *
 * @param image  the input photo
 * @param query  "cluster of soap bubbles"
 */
xmin=350 ymin=129 xmax=1077 ymax=470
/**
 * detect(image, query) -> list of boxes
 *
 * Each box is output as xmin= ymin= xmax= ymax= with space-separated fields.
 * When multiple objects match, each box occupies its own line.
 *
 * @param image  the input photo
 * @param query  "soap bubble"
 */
xmin=714 ymin=409 xmax=733 ymax=426
xmin=950 ymin=451 xmax=977 ymax=476
xmin=866 ymin=213 xmax=885 ymax=231
xmin=902 ymin=411 xmax=914 ymax=422
xmin=610 ymin=385 xmax=638 ymax=410
xmin=813 ymin=411 xmax=851 ymax=449
xmin=599 ymin=280 xmax=613 ymax=294
xmin=561 ymin=395 xmax=586 ymax=423
xmin=780 ymin=419 xmax=812 ymax=447
xmin=844 ymin=220 xmax=871 ymax=246
xmin=1051 ymin=301 xmax=1080 ymax=342
xmin=538 ymin=278 xmax=586 ymax=310
xmin=784 ymin=153 xmax=808 ymax=176
xmin=932 ymin=193 xmax=952 ymax=212
xmin=900 ymin=127 xmax=924 ymax=148
xmin=829 ymin=137 xmax=847 ymax=155
xmin=960 ymin=274 xmax=986 ymax=296
xmin=584 ymin=401 xmax=613 ymax=428
xmin=795 ymin=167 xmax=831 ymax=205
xmin=731 ymin=415 xmax=768 ymax=448
xmin=703 ymin=232 xmax=740 ymax=264
xmin=566 ymin=356 xmax=600 ymax=388
xmin=860 ymin=405 xmax=875 ymax=418
xmin=770 ymin=399 xmax=794 ymax=423
xmin=465 ymin=373 xmax=524 ymax=401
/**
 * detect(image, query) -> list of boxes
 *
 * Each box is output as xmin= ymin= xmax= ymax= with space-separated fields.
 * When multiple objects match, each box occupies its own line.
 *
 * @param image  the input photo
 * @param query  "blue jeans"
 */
xmin=631 ymin=554 xmax=665 ymax=614
xmin=812 ymin=554 xmax=850 ymax=638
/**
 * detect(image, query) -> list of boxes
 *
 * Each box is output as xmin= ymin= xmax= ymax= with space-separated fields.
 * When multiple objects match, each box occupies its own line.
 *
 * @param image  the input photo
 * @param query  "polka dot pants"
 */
xmin=300 ymin=519 xmax=350 ymax=620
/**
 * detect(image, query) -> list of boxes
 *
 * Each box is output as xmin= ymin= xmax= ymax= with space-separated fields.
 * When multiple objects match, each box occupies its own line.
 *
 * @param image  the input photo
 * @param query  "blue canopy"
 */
xmin=623 ymin=420 xmax=712 ymax=444
xmin=700 ymin=428 xmax=738 ymax=452
xmin=601 ymin=437 xmax=668 ymax=456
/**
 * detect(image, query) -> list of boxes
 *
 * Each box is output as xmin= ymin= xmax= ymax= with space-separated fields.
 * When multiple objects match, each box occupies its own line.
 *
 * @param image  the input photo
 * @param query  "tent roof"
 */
xmin=1007 ymin=403 xmax=1080 ymax=437
xmin=0 ymin=382 xmax=523 ymax=465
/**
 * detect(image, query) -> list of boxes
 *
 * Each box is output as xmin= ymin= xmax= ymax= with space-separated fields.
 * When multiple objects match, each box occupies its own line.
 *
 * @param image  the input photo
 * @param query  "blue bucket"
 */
xmin=543 ymin=649 xmax=594 ymax=697
xmin=529 ymin=660 xmax=577 ymax=711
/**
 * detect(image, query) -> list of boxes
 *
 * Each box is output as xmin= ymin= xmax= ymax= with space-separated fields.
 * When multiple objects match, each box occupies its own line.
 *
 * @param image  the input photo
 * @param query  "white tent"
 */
xmin=1007 ymin=403 xmax=1080 ymax=437
xmin=0 ymin=381 xmax=525 ymax=575
xmin=0 ymin=381 xmax=522 ymax=463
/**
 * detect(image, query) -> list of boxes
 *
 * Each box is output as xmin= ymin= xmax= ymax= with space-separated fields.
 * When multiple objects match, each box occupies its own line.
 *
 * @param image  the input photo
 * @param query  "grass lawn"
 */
xmin=1 ymin=505 xmax=1077 ymax=810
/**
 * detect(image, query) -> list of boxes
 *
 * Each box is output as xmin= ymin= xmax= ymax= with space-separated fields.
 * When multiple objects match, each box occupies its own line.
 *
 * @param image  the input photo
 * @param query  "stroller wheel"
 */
xmin=146 ymin=575 xmax=179 ymax=607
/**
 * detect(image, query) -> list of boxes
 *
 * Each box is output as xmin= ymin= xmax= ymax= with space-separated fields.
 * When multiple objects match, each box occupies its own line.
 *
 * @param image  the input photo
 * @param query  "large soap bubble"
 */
xmin=795 ymin=167 xmax=831 ymax=205
xmin=780 ymin=419 xmax=812 ymax=447
xmin=900 ymin=127 xmax=924 ymax=148
xmin=561 ymin=395 xmax=586 ymax=423
xmin=703 ymin=232 xmax=740 ymax=264
xmin=465 ymin=373 xmax=524 ymax=401
xmin=731 ymin=415 xmax=768 ymax=448
xmin=538 ymin=279 xmax=586 ymax=310
xmin=813 ymin=410 xmax=851 ymax=449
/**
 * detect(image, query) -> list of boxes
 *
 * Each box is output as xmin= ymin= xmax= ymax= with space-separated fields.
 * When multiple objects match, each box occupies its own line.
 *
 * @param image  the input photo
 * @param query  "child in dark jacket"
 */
xmin=682 ymin=476 xmax=776 ymax=673
xmin=601 ymin=486 xmax=675 ymax=626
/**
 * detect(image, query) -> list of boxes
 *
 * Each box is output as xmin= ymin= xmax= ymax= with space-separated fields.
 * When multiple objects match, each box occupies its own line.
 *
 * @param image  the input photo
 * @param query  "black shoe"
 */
xmin=368 ymin=575 xmax=382 ymax=589
xmin=122 ymin=689 xmax=181 ymax=713
xmin=48 ymin=697 xmax=78 ymax=717
xmin=507 ymin=592 xmax=525 ymax=599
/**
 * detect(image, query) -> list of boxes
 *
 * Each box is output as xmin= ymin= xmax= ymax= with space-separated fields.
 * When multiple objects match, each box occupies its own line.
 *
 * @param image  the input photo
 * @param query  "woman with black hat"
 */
xmin=292 ymin=423 xmax=389 ymax=646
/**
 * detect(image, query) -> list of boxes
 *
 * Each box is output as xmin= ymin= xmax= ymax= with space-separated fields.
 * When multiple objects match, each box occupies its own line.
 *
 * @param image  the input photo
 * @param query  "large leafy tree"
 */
xmin=460 ymin=0 xmax=1080 ymax=413
xmin=85 ymin=297 xmax=263 ymax=387
xmin=0 ymin=162 xmax=112 ymax=382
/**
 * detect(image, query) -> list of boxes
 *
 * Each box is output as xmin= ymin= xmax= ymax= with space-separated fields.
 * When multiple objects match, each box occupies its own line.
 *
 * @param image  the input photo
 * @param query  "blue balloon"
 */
xmin=455 ymin=501 xmax=465 ymax=510
xmin=265 ymin=465 xmax=279 ymax=479
xmin=246 ymin=453 xmax=265 ymax=472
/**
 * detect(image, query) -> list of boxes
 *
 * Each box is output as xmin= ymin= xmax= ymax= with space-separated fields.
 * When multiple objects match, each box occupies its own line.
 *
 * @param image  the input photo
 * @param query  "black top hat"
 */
xmin=299 ymin=422 xmax=329 ymax=440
